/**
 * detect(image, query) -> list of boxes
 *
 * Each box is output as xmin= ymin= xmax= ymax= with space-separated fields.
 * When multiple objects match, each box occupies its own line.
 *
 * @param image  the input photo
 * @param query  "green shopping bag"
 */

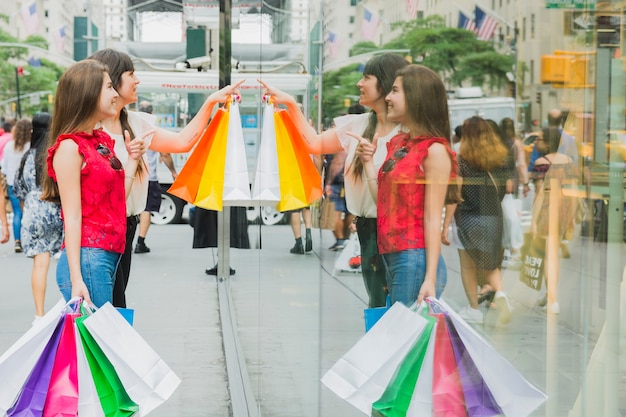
xmin=75 ymin=316 xmax=139 ymax=417
xmin=371 ymin=310 xmax=436 ymax=417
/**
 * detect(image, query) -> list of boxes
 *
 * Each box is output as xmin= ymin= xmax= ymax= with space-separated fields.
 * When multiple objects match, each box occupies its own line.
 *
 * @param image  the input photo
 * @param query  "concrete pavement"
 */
xmin=0 ymin=220 xmax=624 ymax=416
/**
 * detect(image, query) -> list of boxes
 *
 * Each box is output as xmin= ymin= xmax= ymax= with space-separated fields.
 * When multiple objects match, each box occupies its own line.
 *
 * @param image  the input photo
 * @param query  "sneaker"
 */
xmin=458 ymin=306 xmax=484 ymax=324
xmin=535 ymin=294 xmax=548 ymax=308
xmin=14 ymin=240 xmax=23 ymax=253
xmin=290 ymin=243 xmax=304 ymax=254
xmin=506 ymin=256 xmax=523 ymax=270
xmin=494 ymin=291 xmax=513 ymax=324
xmin=305 ymin=230 xmax=313 ymax=252
xmin=544 ymin=302 xmax=560 ymax=314
xmin=134 ymin=242 xmax=151 ymax=254
xmin=560 ymin=241 xmax=571 ymax=259
xmin=205 ymin=266 xmax=236 ymax=276
xmin=330 ymin=239 xmax=347 ymax=251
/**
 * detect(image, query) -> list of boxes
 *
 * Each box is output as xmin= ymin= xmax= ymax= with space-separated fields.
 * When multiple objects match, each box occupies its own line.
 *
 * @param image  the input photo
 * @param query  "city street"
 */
xmin=0 ymin=219 xmax=623 ymax=416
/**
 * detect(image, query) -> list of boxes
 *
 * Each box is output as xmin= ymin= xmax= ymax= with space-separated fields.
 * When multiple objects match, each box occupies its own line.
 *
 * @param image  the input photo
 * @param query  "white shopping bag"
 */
xmin=321 ymin=302 xmax=428 ymax=415
xmin=83 ymin=303 xmax=181 ymax=416
xmin=501 ymin=194 xmax=523 ymax=250
xmin=333 ymin=233 xmax=362 ymax=274
xmin=0 ymin=298 xmax=70 ymax=415
xmin=432 ymin=298 xmax=548 ymax=417
xmin=251 ymin=101 xmax=281 ymax=205
xmin=222 ymin=100 xmax=252 ymax=205
xmin=74 ymin=321 xmax=106 ymax=417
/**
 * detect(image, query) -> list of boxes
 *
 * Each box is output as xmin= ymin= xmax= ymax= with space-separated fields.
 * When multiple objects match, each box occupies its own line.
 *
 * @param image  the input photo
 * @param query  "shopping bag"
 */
xmin=321 ymin=302 xmax=429 ymax=415
xmin=364 ymin=295 xmax=390 ymax=333
xmin=501 ymin=194 xmax=523 ymax=250
xmin=0 ymin=298 xmax=73 ymax=415
xmin=250 ymin=101 xmax=281 ymax=205
xmin=431 ymin=298 xmax=548 ymax=417
xmin=519 ymin=236 xmax=546 ymax=291
xmin=334 ymin=233 xmax=361 ymax=275
xmin=221 ymin=99 xmax=251 ymax=206
xmin=430 ymin=312 xmax=467 ymax=417
xmin=6 ymin=315 xmax=65 ymax=417
xmin=167 ymin=109 xmax=225 ymax=203
xmin=74 ymin=320 xmax=106 ymax=417
xmin=370 ymin=311 xmax=436 ymax=417
xmin=83 ymin=303 xmax=181 ymax=416
xmin=446 ymin=315 xmax=502 ymax=417
xmin=405 ymin=318 xmax=437 ymax=416
xmin=75 ymin=316 xmax=139 ymax=417
xmin=276 ymin=109 xmax=323 ymax=207
xmin=318 ymin=198 xmax=337 ymax=230
xmin=42 ymin=313 xmax=80 ymax=417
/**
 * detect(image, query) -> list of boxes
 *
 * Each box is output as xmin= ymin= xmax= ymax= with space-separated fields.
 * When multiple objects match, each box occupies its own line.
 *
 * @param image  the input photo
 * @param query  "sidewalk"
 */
xmin=0 ymin=222 xmax=623 ymax=416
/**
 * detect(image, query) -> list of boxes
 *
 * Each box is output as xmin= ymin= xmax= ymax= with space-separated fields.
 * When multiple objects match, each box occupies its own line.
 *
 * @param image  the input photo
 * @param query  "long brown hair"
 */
xmin=12 ymin=119 xmax=32 ymax=152
xmin=460 ymin=116 xmax=509 ymax=171
xmin=89 ymin=48 xmax=145 ymax=179
xmin=41 ymin=60 xmax=110 ymax=202
xmin=350 ymin=53 xmax=409 ymax=179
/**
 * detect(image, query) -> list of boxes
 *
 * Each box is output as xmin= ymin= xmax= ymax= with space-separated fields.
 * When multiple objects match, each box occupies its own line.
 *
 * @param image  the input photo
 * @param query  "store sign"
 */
xmin=545 ymin=0 xmax=595 ymax=9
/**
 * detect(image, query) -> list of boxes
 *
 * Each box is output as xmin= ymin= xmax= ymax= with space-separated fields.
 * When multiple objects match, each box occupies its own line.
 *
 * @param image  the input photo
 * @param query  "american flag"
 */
xmin=458 ymin=11 xmax=476 ymax=32
xmin=20 ymin=2 xmax=39 ymax=36
xmin=361 ymin=8 xmax=379 ymax=41
xmin=55 ymin=25 xmax=66 ymax=53
xmin=405 ymin=0 xmax=419 ymax=19
xmin=327 ymin=31 xmax=340 ymax=59
xmin=475 ymin=6 xmax=498 ymax=41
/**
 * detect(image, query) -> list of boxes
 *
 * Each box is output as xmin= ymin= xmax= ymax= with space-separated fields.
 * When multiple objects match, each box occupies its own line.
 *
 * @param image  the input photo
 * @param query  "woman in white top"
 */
xmin=90 ymin=48 xmax=244 ymax=308
xmin=1 ymin=118 xmax=31 ymax=252
xmin=260 ymin=53 xmax=410 ymax=308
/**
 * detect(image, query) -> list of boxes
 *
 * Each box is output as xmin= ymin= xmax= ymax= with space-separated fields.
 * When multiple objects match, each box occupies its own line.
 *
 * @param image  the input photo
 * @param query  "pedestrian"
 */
xmin=133 ymin=100 xmax=178 ymax=254
xmin=287 ymin=207 xmax=313 ymax=254
xmin=530 ymin=126 xmax=578 ymax=314
xmin=0 ymin=166 xmax=9 ymax=244
xmin=354 ymin=64 xmax=457 ymax=307
xmin=89 ymin=48 xmax=243 ymax=306
xmin=41 ymin=59 xmax=146 ymax=307
xmin=324 ymin=150 xmax=353 ymax=251
xmin=259 ymin=53 xmax=410 ymax=308
xmin=443 ymin=116 xmax=513 ymax=325
xmin=13 ymin=112 xmax=63 ymax=324
xmin=1 ymin=118 xmax=32 ymax=253
xmin=0 ymin=120 xmax=14 ymax=161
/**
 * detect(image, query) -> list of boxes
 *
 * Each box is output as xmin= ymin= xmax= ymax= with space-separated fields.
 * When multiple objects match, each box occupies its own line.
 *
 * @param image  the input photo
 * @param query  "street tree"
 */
xmin=320 ymin=63 xmax=363 ymax=128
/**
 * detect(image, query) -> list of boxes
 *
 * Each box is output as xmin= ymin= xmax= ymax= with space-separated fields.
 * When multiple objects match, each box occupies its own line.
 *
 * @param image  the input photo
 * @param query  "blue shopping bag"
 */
xmin=364 ymin=295 xmax=391 ymax=332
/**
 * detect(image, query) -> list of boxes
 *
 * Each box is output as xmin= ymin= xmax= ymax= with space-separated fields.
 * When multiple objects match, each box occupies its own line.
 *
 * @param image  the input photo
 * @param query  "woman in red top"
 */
xmin=41 ymin=60 xmax=145 ymax=307
xmin=355 ymin=64 xmax=457 ymax=306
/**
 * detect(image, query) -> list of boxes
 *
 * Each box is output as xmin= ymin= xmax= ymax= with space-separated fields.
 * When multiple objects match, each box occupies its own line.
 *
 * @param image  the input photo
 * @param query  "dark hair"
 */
xmin=41 ymin=60 xmax=110 ymax=202
xmin=454 ymin=125 xmax=463 ymax=139
xmin=499 ymin=117 xmax=516 ymax=141
xmin=17 ymin=112 xmax=51 ymax=188
xmin=89 ymin=48 xmax=145 ymax=179
xmin=12 ymin=119 xmax=32 ymax=152
xmin=347 ymin=103 xmax=366 ymax=114
xmin=542 ymin=127 xmax=562 ymax=154
xmin=351 ymin=53 xmax=409 ymax=179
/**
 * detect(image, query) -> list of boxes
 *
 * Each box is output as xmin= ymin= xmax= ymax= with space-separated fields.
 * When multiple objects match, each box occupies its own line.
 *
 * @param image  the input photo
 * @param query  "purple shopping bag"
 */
xmin=445 ymin=315 xmax=502 ymax=417
xmin=7 ymin=314 xmax=65 ymax=417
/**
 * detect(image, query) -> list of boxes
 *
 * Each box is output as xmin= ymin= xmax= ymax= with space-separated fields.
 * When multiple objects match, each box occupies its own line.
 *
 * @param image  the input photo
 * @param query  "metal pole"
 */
xmin=15 ymin=67 xmax=21 ymax=119
xmin=317 ymin=2 xmax=323 ymax=133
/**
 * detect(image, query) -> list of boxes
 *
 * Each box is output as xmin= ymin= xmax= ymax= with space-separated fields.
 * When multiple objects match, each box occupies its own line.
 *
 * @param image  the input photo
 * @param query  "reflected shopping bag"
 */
xmin=501 ymin=194 xmax=523 ymax=251
xmin=519 ymin=236 xmax=546 ymax=291
xmin=167 ymin=109 xmax=225 ymax=203
xmin=321 ymin=302 xmax=429 ymax=415
xmin=370 ymin=310 xmax=436 ymax=417
xmin=334 ymin=233 xmax=362 ymax=275
xmin=251 ymin=101 xmax=281 ymax=204
xmin=430 ymin=298 xmax=548 ymax=417
xmin=0 ymin=298 xmax=75 ymax=415
xmin=75 ymin=316 xmax=139 ymax=417
xmin=83 ymin=303 xmax=181 ymax=416
xmin=252 ymin=99 xmax=322 ymax=211
xmin=6 ymin=315 xmax=65 ymax=417
xmin=364 ymin=295 xmax=390 ymax=333
xmin=168 ymin=97 xmax=250 ymax=211
xmin=42 ymin=313 xmax=80 ymax=417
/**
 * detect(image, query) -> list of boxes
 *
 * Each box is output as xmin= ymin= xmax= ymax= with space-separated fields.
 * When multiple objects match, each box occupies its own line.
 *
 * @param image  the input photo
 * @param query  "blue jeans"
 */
xmin=7 ymin=185 xmax=22 ymax=241
xmin=56 ymin=248 xmax=121 ymax=308
xmin=382 ymin=249 xmax=447 ymax=307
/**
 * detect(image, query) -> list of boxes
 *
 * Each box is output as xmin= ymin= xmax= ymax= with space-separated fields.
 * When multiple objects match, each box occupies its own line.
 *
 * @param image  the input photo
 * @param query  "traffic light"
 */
xmin=16 ymin=66 xmax=24 ymax=76
xmin=343 ymin=98 xmax=351 ymax=108
xmin=48 ymin=94 xmax=53 ymax=104
xmin=11 ymin=102 xmax=16 ymax=112
xmin=535 ymin=92 xmax=542 ymax=104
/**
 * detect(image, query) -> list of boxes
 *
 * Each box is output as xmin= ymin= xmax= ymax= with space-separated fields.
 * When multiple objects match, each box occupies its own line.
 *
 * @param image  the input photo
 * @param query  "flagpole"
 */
xmin=14 ymin=67 xmax=22 ymax=119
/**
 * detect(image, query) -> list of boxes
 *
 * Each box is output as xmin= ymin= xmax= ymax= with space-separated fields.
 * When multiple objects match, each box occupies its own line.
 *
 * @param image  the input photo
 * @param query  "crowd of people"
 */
xmin=0 ymin=49 xmax=578 ymax=328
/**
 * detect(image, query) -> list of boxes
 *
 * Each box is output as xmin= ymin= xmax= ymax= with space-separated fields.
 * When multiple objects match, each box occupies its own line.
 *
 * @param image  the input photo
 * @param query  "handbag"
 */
xmin=318 ymin=198 xmax=337 ymax=230
xmin=519 ymin=236 xmax=546 ymax=290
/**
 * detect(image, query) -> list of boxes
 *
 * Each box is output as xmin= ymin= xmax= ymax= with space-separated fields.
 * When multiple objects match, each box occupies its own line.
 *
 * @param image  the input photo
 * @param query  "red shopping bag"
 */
xmin=43 ymin=313 xmax=80 ymax=417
